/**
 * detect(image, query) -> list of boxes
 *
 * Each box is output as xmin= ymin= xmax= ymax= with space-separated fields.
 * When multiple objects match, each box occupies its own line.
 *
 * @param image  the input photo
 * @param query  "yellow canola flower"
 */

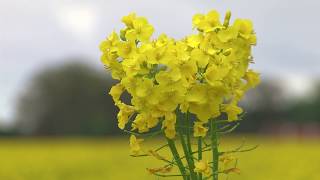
xmin=121 ymin=13 xmax=154 ymax=42
xmin=190 ymin=49 xmax=210 ymax=68
xmin=100 ymin=9 xmax=260 ymax=139
xmin=222 ymin=102 xmax=243 ymax=121
xmin=117 ymin=41 xmax=137 ymax=58
xmin=233 ymin=19 xmax=256 ymax=44
xmin=194 ymin=160 xmax=211 ymax=176
xmin=103 ymin=58 xmax=125 ymax=80
xmin=99 ymin=31 xmax=119 ymax=53
xmin=122 ymin=13 xmax=136 ymax=28
xmin=117 ymin=103 xmax=135 ymax=129
xmin=134 ymin=78 xmax=153 ymax=98
xmin=193 ymin=10 xmax=221 ymax=32
xmin=205 ymin=64 xmax=231 ymax=86
xmin=162 ymin=112 xmax=177 ymax=139
xmin=125 ymin=17 xmax=154 ymax=42
xmin=147 ymin=166 xmax=172 ymax=174
xmin=219 ymin=155 xmax=241 ymax=174
xmin=132 ymin=113 xmax=159 ymax=133
xmin=180 ymin=59 xmax=198 ymax=81
xmin=244 ymin=70 xmax=260 ymax=88
xmin=186 ymin=34 xmax=202 ymax=48
xmin=194 ymin=122 xmax=208 ymax=137
xmin=109 ymin=83 xmax=124 ymax=103
xmin=217 ymin=27 xmax=239 ymax=43
xmin=129 ymin=135 xmax=144 ymax=155
xmin=220 ymin=155 xmax=236 ymax=167
xmin=186 ymin=84 xmax=208 ymax=105
xmin=186 ymin=84 xmax=222 ymax=121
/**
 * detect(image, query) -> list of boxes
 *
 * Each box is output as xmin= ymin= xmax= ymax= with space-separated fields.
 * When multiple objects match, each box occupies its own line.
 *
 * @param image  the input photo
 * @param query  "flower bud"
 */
xmin=223 ymin=10 xmax=232 ymax=27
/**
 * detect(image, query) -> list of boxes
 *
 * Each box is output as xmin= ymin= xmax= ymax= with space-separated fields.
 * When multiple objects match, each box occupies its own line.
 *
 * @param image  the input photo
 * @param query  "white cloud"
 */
xmin=284 ymin=74 xmax=316 ymax=98
xmin=54 ymin=3 xmax=99 ymax=40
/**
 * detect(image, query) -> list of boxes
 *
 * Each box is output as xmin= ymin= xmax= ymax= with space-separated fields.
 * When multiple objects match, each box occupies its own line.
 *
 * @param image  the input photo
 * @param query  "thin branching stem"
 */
xmin=123 ymin=129 xmax=164 ymax=139
xmin=167 ymin=138 xmax=188 ymax=180
xmin=210 ymin=119 xmax=219 ymax=180
xmin=153 ymin=173 xmax=188 ymax=177
xmin=218 ymin=123 xmax=240 ymax=134
xmin=155 ymin=144 xmax=169 ymax=152
xmin=220 ymin=145 xmax=259 ymax=155
xmin=186 ymin=112 xmax=193 ymax=158
xmin=198 ymin=137 xmax=203 ymax=180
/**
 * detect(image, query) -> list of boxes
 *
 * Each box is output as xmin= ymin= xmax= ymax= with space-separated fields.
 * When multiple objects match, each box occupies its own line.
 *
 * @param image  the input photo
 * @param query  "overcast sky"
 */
xmin=0 ymin=0 xmax=319 ymax=124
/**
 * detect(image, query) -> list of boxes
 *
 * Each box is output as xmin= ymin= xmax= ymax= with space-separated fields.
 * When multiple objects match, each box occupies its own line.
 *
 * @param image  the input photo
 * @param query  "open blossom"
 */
xmin=194 ymin=160 xmax=211 ymax=176
xmin=219 ymin=155 xmax=241 ymax=175
xmin=193 ymin=122 xmax=208 ymax=137
xmin=147 ymin=166 xmax=173 ymax=174
xmin=100 ymin=10 xmax=260 ymax=140
xmin=129 ymin=135 xmax=143 ymax=155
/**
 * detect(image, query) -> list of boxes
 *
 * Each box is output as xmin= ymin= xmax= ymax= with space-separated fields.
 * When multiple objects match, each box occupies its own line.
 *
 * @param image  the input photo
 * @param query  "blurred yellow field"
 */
xmin=0 ymin=137 xmax=319 ymax=180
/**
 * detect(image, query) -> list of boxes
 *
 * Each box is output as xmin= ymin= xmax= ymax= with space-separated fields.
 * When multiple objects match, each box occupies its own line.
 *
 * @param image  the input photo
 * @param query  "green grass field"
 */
xmin=0 ymin=136 xmax=319 ymax=180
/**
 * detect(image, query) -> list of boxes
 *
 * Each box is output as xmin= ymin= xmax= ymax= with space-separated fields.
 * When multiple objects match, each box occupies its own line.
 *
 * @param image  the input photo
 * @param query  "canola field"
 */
xmin=0 ymin=136 xmax=319 ymax=180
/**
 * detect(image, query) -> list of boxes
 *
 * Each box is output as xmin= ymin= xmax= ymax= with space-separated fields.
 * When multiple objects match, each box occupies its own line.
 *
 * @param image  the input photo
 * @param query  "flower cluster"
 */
xmin=100 ymin=10 xmax=260 ymax=140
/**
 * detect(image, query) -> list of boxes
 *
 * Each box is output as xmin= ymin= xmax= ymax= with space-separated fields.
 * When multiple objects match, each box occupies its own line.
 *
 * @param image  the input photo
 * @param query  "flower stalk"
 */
xmin=210 ymin=119 xmax=219 ymax=180
xmin=198 ymin=137 xmax=203 ymax=180
xmin=182 ymin=112 xmax=198 ymax=179
xmin=167 ymin=138 xmax=188 ymax=180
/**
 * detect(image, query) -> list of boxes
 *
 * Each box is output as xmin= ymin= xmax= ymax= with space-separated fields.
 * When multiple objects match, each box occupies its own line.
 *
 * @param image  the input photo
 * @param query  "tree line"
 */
xmin=1 ymin=60 xmax=319 ymax=136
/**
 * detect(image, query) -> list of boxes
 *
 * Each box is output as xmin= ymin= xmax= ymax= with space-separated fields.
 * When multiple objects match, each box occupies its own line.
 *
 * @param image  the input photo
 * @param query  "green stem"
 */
xmin=186 ymin=112 xmax=193 ymax=154
xmin=210 ymin=119 xmax=219 ymax=180
xmin=179 ymin=112 xmax=197 ymax=180
xmin=167 ymin=138 xmax=188 ymax=180
xmin=198 ymin=137 xmax=203 ymax=180
xmin=185 ymin=112 xmax=195 ymax=172
xmin=179 ymin=131 xmax=197 ymax=180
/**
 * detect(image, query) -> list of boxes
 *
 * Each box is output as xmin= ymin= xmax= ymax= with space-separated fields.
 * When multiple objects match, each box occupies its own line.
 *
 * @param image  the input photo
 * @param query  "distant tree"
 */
xmin=288 ymin=82 xmax=320 ymax=123
xmin=237 ymin=79 xmax=320 ymax=133
xmin=238 ymin=79 xmax=287 ymax=132
xmin=14 ymin=60 xmax=120 ymax=136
